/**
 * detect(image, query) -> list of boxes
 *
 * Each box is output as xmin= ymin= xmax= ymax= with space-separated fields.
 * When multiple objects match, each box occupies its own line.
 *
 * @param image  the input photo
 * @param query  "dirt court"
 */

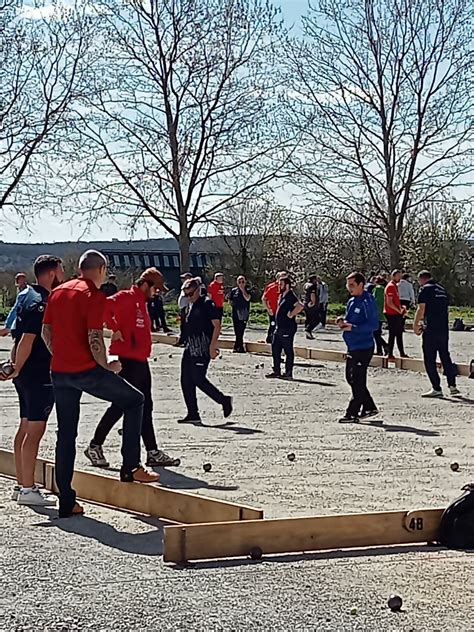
xmin=0 ymin=326 xmax=473 ymax=631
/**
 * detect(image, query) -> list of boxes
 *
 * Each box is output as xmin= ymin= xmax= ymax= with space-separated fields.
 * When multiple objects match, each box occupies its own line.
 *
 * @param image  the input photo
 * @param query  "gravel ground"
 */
xmin=0 ymin=327 xmax=473 ymax=631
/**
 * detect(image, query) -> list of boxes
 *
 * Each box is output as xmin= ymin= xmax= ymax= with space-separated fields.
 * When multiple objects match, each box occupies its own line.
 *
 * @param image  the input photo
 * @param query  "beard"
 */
xmin=51 ymin=276 xmax=62 ymax=289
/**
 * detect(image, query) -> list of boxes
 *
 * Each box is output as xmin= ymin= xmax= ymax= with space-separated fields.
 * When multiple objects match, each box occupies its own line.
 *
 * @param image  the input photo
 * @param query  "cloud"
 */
xmin=17 ymin=1 xmax=99 ymax=20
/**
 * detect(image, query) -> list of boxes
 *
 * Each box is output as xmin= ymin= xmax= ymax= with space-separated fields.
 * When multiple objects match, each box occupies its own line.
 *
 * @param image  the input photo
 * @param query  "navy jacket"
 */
xmin=343 ymin=291 xmax=379 ymax=351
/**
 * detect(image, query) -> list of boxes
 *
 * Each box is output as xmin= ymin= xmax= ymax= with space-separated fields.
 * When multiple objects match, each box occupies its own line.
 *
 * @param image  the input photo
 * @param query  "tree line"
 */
xmin=1 ymin=0 xmax=473 ymax=300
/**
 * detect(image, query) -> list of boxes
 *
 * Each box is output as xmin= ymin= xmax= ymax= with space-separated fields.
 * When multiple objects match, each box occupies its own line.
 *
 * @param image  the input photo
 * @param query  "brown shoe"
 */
xmin=59 ymin=502 xmax=84 ymax=518
xmin=121 ymin=466 xmax=160 ymax=484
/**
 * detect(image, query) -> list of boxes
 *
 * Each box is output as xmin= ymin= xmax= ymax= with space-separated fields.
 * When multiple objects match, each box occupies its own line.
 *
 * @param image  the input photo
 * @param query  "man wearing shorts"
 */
xmin=6 ymin=255 xmax=64 ymax=506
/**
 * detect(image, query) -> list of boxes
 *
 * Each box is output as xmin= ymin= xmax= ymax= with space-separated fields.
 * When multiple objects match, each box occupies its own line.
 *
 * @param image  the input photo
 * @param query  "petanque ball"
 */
xmin=203 ymin=463 xmax=212 ymax=472
xmin=249 ymin=546 xmax=263 ymax=560
xmin=287 ymin=452 xmax=296 ymax=462
xmin=0 ymin=360 xmax=14 ymax=378
xmin=168 ymin=354 xmax=173 ymax=358
xmin=388 ymin=594 xmax=403 ymax=612
xmin=434 ymin=446 xmax=443 ymax=456
xmin=350 ymin=607 xmax=358 ymax=616
xmin=450 ymin=462 xmax=459 ymax=472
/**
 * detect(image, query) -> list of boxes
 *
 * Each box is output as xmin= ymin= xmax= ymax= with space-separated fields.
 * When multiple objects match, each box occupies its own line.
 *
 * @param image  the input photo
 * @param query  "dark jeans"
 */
xmin=386 ymin=314 xmax=405 ymax=356
xmin=304 ymin=306 xmax=320 ymax=334
xmin=272 ymin=329 xmax=296 ymax=376
xmin=266 ymin=313 xmax=276 ymax=344
xmin=180 ymin=350 xmax=227 ymax=416
xmin=319 ymin=303 xmax=328 ymax=328
xmin=374 ymin=321 xmax=388 ymax=355
xmin=345 ymin=347 xmax=377 ymax=417
xmin=52 ymin=366 xmax=144 ymax=514
xmin=150 ymin=304 xmax=170 ymax=331
xmin=422 ymin=331 xmax=457 ymax=390
xmin=92 ymin=358 xmax=157 ymax=452
xmin=232 ymin=317 xmax=247 ymax=351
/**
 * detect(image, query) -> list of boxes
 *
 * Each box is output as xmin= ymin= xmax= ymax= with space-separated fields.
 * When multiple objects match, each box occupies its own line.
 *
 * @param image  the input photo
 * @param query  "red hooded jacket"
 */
xmin=105 ymin=286 xmax=152 ymax=362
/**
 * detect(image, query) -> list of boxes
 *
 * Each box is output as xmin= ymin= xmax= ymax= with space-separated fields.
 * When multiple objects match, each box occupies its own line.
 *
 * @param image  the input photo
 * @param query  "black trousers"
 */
xmin=422 ymin=331 xmax=457 ymax=390
xmin=266 ymin=313 xmax=276 ymax=344
xmin=272 ymin=329 xmax=296 ymax=376
xmin=374 ymin=321 xmax=388 ymax=355
xmin=150 ymin=303 xmax=170 ymax=332
xmin=304 ymin=306 xmax=320 ymax=333
xmin=92 ymin=358 xmax=157 ymax=452
xmin=180 ymin=350 xmax=226 ymax=416
xmin=345 ymin=347 xmax=377 ymax=417
xmin=177 ymin=307 xmax=188 ymax=344
xmin=233 ymin=316 xmax=247 ymax=351
xmin=386 ymin=314 xmax=405 ymax=356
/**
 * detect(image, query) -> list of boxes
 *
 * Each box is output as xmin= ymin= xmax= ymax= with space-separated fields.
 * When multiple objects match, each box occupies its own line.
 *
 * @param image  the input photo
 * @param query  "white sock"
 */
xmin=21 ymin=486 xmax=34 ymax=493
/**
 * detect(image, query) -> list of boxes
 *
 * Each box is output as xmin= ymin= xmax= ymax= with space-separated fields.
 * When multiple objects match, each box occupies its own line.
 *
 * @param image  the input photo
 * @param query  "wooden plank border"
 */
xmin=163 ymin=507 xmax=444 ymax=563
xmin=0 ymin=449 xmax=263 ymax=524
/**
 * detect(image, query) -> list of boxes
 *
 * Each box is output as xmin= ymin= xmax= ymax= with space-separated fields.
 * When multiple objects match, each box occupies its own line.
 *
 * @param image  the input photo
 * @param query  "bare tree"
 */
xmin=62 ymin=0 xmax=294 ymax=270
xmin=214 ymin=199 xmax=291 ymax=283
xmin=0 ymin=0 xmax=93 ymax=216
xmin=287 ymin=0 xmax=474 ymax=267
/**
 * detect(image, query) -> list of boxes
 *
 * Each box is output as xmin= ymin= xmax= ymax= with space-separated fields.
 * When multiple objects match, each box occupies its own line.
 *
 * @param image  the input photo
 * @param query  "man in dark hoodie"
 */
xmin=337 ymin=272 xmax=379 ymax=423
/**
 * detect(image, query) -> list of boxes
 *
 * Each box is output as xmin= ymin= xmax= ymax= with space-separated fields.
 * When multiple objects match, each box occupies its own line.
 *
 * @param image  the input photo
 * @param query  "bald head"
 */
xmin=79 ymin=250 xmax=108 ymax=271
xmin=79 ymin=250 xmax=108 ymax=287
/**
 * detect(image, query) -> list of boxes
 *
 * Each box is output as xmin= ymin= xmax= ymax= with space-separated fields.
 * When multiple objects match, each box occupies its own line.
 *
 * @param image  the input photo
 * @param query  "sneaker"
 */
xmin=121 ymin=466 xmax=160 ymax=484
xmin=314 ymin=323 xmax=324 ymax=332
xmin=338 ymin=415 xmax=359 ymax=423
xmin=11 ymin=484 xmax=21 ymax=501
xmin=305 ymin=332 xmax=314 ymax=340
xmin=265 ymin=372 xmax=281 ymax=379
xmin=222 ymin=396 xmax=233 ymax=418
xmin=359 ymin=409 xmax=379 ymax=420
xmin=422 ymin=389 xmax=443 ymax=398
xmin=59 ymin=502 xmax=84 ymax=518
xmin=146 ymin=449 xmax=181 ymax=467
xmin=281 ymin=373 xmax=293 ymax=380
xmin=449 ymin=386 xmax=461 ymax=396
xmin=84 ymin=444 xmax=109 ymax=468
xmin=177 ymin=414 xmax=201 ymax=424
xmin=400 ymin=354 xmax=410 ymax=358
xmin=18 ymin=488 xmax=56 ymax=507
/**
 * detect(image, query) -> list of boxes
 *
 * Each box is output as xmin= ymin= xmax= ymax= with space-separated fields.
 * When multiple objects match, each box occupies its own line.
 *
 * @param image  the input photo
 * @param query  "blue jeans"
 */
xmin=52 ymin=366 xmax=144 ymax=514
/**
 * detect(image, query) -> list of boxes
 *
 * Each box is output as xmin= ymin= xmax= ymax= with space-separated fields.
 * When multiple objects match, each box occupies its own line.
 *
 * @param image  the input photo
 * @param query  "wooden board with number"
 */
xmin=163 ymin=507 xmax=445 ymax=563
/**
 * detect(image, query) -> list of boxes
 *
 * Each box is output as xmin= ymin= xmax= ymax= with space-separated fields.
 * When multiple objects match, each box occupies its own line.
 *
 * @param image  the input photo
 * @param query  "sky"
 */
xmin=2 ymin=0 xmax=307 ymax=245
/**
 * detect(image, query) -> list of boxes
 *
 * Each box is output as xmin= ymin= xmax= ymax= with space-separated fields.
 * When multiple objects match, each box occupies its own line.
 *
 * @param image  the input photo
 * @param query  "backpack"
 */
xmin=438 ymin=484 xmax=474 ymax=549
xmin=452 ymin=317 xmax=465 ymax=332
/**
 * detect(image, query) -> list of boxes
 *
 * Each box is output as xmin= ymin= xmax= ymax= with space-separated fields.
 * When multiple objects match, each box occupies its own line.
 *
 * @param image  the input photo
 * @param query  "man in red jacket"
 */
xmin=85 ymin=268 xmax=179 ymax=468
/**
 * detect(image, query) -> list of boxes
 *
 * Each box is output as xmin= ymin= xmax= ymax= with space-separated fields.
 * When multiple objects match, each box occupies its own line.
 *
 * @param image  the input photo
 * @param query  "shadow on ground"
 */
xmin=169 ymin=543 xmax=451 ymax=570
xmin=30 ymin=507 xmax=164 ymax=556
xmin=359 ymin=419 xmax=440 ymax=437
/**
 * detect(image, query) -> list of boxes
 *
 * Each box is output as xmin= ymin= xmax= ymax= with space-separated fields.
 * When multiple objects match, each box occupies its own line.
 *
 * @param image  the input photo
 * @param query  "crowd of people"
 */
xmin=0 ymin=251 xmax=464 ymax=514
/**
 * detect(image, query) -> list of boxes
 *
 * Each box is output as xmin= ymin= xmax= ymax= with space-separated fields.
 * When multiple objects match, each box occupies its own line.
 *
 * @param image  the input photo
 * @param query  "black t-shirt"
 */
xmin=276 ymin=290 xmax=298 ymax=333
xmin=229 ymin=287 xmax=250 ymax=321
xmin=418 ymin=280 xmax=450 ymax=332
xmin=185 ymin=296 xmax=219 ymax=357
xmin=304 ymin=282 xmax=319 ymax=307
xmin=13 ymin=284 xmax=51 ymax=380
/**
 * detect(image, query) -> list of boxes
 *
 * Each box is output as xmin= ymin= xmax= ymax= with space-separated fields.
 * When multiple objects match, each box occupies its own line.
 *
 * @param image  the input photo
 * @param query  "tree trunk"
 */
xmin=179 ymin=231 xmax=191 ymax=272
xmin=388 ymin=232 xmax=401 ymax=270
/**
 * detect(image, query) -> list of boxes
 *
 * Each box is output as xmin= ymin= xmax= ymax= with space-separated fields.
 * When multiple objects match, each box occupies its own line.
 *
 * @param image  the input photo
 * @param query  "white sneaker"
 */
xmin=84 ymin=444 xmax=109 ymax=467
xmin=449 ymin=386 xmax=461 ymax=396
xmin=422 ymin=389 xmax=443 ymax=398
xmin=11 ymin=484 xmax=21 ymax=501
xmin=314 ymin=323 xmax=324 ymax=332
xmin=18 ymin=488 xmax=56 ymax=507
